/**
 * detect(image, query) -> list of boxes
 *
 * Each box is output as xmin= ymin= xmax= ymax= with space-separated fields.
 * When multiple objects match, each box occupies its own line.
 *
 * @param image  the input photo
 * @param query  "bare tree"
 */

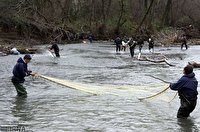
xmin=161 ymin=0 xmax=172 ymax=27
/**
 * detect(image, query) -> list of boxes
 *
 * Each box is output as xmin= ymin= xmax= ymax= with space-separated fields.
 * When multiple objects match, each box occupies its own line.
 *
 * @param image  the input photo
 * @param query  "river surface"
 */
xmin=0 ymin=42 xmax=200 ymax=132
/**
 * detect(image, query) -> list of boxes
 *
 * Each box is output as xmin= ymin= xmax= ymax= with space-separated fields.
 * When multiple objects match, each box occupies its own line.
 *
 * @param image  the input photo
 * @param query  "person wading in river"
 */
xmin=49 ymin=41 xmax=60 ymax=57
xmin=148 ymin=37 xmax=154 ymax=53
xmin=11 ymin=54 xmax=36 ymax=97
xmin=114 ymin=36 xmax=122 ymax=53
xmin=169 ymin=65 xmax=198 ymax=118
xmin=181 ymin=35 xmax=188 ymax=50
xmin=128 ymin=38 xmax=137 ymax=58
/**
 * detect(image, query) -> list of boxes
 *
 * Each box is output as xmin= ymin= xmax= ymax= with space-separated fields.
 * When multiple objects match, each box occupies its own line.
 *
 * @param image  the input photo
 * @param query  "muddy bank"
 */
xmin=1 ymin=27 xmax=200 ymax=55
xmin=0 ymin=38 xmax=42 ymax=55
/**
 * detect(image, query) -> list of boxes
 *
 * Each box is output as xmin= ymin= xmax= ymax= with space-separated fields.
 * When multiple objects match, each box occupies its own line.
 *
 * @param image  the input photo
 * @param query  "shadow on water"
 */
xmin=177 ymin=118 xmax=199 ymax=132
xmin=11 ymin=96 xmax=34 ymax=121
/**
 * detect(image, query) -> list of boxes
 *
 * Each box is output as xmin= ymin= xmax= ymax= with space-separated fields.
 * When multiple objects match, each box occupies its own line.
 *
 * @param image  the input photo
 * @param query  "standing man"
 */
xmin=11 ymin=54 xmax=36 ymax=97
xmin=181 ymin=35 xmax=188 ymax=50
xmin=169 ymin=65 xmax=198 ymax=118
xmin=88 ymin=34 xmax=93 ymax=43
xmin=137 ymin=37 xmax=144 ymax=53
xmin=128 ymin=39 xmax=137 ymax=58
xmin=114 ymin=36 xmax=122 ymax=53
xmin=148 ymin=37 xmax=154 ymax=53
xmin=49 ymin=42 xmax=60 ymax=57
xmin=137 ymin=37 xmax=144 ymax=59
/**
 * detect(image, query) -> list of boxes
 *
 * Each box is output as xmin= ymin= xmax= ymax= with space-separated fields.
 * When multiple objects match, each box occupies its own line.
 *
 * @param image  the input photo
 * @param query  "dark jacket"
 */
xmin=170 ymin=72 xmax=198 ymax=101
xmin=50 ymin=43 xmax=60 ymax=57
xmin=148 ymin=38 xmax=154 ymax=48
xmin=12 ymin=57 xmax=31 ymax=83
xmin=114 ymin=37 xmax=122 ymax=45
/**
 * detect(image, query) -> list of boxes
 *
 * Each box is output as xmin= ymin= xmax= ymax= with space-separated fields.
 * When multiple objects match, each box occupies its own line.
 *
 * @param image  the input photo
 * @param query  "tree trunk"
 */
xmin=161 ymin=0 xmax=172 ymax=27
xmin=135 ymin=0 xmax=154 ymax=34
xmin=115 ymin=0 xmax=126 ymax=35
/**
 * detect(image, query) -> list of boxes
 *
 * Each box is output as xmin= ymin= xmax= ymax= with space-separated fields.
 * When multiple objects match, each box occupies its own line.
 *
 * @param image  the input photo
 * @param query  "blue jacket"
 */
xmin=170 ymin=72 xmax=198 ymax=101
xmin=12 ymin=57 xmax=31 ymax=83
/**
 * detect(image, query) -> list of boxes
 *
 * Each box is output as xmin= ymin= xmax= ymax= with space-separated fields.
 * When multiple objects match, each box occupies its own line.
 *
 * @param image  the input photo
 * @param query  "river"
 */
xmin=0 ymin=42 xmax=200 ymax=132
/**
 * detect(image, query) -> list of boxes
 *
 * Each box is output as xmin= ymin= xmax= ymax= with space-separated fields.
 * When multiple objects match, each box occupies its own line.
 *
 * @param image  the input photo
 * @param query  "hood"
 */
xmin=184 ymin=72 xmax=195 ymax=78
xmin=17 ymin=57 xmax=25 ymax=63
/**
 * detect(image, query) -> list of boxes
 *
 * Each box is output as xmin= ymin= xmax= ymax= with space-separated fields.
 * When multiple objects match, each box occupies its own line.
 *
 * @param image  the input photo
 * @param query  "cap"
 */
xmin=24 ymin=54 xmax=32 ymax=60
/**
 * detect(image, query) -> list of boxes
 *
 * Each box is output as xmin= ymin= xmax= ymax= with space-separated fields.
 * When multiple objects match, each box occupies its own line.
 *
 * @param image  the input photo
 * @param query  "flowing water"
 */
xmin=0 ymin=42 xmax=200 ymax=132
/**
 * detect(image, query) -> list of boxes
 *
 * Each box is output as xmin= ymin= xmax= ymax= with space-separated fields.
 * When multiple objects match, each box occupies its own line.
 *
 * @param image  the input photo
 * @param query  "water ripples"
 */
xmin=0 ymin=43 xmax=200 ymax=131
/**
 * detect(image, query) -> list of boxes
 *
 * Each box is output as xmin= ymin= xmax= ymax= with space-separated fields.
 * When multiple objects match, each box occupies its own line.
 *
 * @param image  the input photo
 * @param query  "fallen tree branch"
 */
xmin=138 ymin=55 xmax=175 ymax=66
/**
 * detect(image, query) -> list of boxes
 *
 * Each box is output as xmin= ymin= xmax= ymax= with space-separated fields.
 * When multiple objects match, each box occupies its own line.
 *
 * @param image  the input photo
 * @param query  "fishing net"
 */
xmin=38 ymin=75 xmax=177 ymax=102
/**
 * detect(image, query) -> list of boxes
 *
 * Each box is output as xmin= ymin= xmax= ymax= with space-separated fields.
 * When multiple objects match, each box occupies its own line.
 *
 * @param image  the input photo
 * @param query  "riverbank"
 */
xmin=1 ymin=29 xmax=200 ymax=55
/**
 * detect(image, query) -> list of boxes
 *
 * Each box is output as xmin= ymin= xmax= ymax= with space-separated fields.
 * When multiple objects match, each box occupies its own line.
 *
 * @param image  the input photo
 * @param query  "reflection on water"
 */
xmin=0 ymin=43 xmax=200 ymax=131
xmin=177 ymin=118 xmax=199 ymax=132
xmin=11 ymin=96 xmax=34 ymax=121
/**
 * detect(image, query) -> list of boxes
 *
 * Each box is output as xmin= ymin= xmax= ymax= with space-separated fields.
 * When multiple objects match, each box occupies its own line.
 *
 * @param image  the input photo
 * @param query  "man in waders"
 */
xmin=12 ymin=54 xmax=36 ymax=97
xmin=170 ymin=65 xmax=198 ymax=118
xmin=114 ymin=36 xmax=122 ymax=53
xmin=128 ymin=39 xmax=137 ymax=58
xmin=137 ymin=37 xmax=144 ymax=59
xmin=181 ymin=35 xmax=188 ymax=50
xmin=148 ymin=37 xmax=154 ymax=53
xmin=49 ymin=42 xmax=60 ymax=57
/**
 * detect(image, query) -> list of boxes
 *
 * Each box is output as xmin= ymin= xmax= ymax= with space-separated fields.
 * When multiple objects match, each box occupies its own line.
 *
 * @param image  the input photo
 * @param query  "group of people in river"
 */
xmin=114 ymin=35 xmax=154 ymax=58
xmin=114 ymin=33 xmax=189 ymax=58
xmin=11 ymin=35 xmax=198 ymax=119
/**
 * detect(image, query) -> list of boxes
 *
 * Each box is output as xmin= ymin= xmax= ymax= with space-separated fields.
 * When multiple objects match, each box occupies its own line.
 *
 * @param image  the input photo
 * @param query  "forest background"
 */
xmin=1 ymin=0 xmax=200 ymax=48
